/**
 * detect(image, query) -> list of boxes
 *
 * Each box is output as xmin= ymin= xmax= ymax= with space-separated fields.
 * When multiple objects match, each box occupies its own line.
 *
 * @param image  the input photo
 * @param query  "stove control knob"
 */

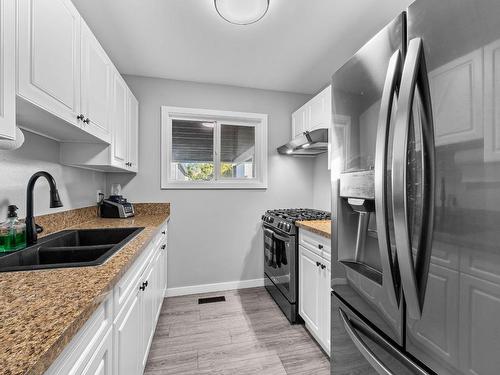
xmin=268 ymin=217 xmax=274 ymax=223
xmin=286 ymin=224 xmax=292 ymax=231
xmin=278 ymin=222 xmax=283 ymax=229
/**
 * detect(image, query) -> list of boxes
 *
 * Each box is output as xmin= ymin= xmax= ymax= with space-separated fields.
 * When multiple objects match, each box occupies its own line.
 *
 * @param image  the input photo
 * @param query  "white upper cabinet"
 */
xmin=17 ymin=0 xmax=81 ymax=127
xmin=127 ymin=93 xmax=139 ymax=172
xmin=291 ymin=85 xmax=332 ymax=137
xmin=429 ymin=49 xmax=483 ymax=146
xmin=292 ymin=105 xmax=307 ymax=137
xmin=16 ymin=0 xmax=139 ymax=153
xmin=0 ymin=0 xmax=16 ymax=140
xmin=309 ymin=86 xmax=332 ymax=131
xmin=81 ymin=21 xmax=112 ymax=143
xmin=111 ymin=72 xmax=128 ymax=169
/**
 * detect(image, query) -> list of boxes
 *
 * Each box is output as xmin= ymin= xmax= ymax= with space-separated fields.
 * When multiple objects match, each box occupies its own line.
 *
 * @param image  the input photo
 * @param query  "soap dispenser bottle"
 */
xmin=0 ymin=205 xmax=27 ymax=252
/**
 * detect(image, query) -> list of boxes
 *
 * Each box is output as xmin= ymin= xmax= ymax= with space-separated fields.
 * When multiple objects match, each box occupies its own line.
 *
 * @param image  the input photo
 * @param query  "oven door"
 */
xmin=263 ymin=225 xmax=296 ymax=303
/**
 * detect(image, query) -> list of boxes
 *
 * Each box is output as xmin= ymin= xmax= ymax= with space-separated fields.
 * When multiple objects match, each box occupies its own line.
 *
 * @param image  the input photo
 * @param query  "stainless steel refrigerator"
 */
xmin=330 ymin=0 xmax=500 ymax=374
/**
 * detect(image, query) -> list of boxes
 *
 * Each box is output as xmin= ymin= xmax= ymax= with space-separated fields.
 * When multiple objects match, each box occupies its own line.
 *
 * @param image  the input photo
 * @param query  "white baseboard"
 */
xmin=166 ymin=278 xmax=265 ymax=297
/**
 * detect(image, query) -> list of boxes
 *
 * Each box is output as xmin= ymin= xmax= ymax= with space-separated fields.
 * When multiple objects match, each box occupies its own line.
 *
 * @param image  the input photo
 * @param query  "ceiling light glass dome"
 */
xmin=215 ymin=0 xmax=270 ymax=25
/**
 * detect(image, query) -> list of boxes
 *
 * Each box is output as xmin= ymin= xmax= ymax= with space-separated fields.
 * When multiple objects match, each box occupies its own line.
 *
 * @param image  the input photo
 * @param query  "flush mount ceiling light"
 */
xmin=215 ymin=0 xmax=270 ymax=25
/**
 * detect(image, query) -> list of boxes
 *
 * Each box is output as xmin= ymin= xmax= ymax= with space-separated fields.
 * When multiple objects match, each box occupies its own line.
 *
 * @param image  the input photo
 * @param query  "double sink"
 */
xmin=0 ymin=227 xmax=144 ymax=272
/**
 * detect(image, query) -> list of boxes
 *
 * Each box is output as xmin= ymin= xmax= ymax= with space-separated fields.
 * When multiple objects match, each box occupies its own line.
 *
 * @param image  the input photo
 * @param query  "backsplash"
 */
xmin=0 ymin=131 xmax=106 ymax=219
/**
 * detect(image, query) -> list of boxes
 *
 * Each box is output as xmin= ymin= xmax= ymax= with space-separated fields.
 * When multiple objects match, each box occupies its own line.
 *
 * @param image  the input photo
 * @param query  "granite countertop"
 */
xmin=296 ymin=220 xmax=331 ymax=239
xmin=0 ymin=203 xmax=170 ymax=375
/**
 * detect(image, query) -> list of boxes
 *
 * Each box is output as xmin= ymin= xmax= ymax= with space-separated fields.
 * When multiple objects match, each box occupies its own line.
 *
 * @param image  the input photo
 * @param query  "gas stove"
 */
xmin=262 ymin=208 xmax=331 ymax=235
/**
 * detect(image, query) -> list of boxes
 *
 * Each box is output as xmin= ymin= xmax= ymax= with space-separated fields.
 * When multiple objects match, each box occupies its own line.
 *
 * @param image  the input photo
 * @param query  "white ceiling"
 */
xmin=72 ymin=0 xmax=412 ymax=94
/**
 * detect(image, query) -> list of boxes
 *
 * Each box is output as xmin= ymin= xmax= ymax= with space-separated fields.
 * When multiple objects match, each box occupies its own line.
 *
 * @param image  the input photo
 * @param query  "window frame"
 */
xmin=161 ymin=106 xmax=268 ymax=190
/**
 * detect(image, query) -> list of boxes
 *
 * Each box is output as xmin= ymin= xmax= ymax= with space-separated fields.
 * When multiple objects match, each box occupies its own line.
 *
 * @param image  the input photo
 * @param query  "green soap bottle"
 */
xmin=0 ymin=205 xmax=26 ymax=252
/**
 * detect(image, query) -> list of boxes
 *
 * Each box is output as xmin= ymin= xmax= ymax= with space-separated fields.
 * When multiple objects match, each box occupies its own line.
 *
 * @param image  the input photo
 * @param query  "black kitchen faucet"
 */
xmin=25 ymin=171 xmax=63 ymax=245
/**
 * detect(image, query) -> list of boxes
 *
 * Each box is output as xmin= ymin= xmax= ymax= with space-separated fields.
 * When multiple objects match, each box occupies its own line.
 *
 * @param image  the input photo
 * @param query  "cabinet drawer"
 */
xmin=45 ymin=295 xmax=112 ymax=375
xmin=299 ymin=229 xmax=331 ymax=259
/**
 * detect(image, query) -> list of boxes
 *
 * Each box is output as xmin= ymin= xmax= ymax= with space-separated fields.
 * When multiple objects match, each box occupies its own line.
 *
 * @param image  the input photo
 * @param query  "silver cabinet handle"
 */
xmin=339 ymin=308 xmax=395 ymax=375
xmin=392 ymin=37 xmax=436 ymax=320
xmin=375 ymin=50 xmax=402 ymax=308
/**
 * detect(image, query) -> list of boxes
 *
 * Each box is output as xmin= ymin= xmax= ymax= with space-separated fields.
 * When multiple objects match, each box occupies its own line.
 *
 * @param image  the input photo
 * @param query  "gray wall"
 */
xmin=109 ymin=75 xmax=313 ymax=289
xmin=312 ymin=153 xmax=331 ymax=211
xmin=0 ymin=131 xmax=105 ymax=218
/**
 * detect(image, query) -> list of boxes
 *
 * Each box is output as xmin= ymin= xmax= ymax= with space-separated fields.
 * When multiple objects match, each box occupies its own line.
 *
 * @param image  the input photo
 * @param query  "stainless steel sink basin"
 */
xmin=0 ymin=227 xmax=144 ymax=272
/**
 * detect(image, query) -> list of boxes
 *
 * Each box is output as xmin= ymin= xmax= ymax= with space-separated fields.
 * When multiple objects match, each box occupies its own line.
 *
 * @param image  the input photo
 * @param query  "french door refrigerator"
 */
xmin=330 ymin=0 xmax=500 ymax=374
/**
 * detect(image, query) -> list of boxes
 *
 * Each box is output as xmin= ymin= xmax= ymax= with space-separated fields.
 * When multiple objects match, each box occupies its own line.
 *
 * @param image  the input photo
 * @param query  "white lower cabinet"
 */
xmin=114 ymin=288 xmax=141 ymax=375
xmin=299 ymin=236 xmax=331 ymax=355
xmin=81 ymin=328 xmax=113 ymax=375
xmin=45 ymin=221 xmax=169 ymax=375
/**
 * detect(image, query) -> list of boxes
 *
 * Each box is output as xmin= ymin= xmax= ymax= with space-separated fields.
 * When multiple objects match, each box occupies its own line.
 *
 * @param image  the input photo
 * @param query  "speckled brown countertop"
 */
xmin=296 ymin=220 xmax=331 ymax=239
xmin=0 ymin=203 xmax=170 ymax=375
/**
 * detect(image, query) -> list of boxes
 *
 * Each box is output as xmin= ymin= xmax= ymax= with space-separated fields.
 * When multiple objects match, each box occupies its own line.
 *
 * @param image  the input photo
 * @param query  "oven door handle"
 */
xmin=272 ymin=232 xmax=291 ymax=243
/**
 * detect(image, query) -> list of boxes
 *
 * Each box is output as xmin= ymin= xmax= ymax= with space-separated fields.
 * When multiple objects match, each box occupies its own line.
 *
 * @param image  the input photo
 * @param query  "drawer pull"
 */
xmin=161 ymin=244 xmax=166 ymax=250
xmin=318 ymin=244 xmax=324 ymax=249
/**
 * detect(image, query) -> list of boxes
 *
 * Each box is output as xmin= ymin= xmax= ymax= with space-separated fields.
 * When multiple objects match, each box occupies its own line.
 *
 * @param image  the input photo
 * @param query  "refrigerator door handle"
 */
xmin=338 ymin=304 xmax=431 ymax=375
xmin=392 ymin=37 xmax=436 ymax=320
xmin=339 ymin=308 xmax=395 ymax=375
xmin=375 ymin=49 xmax=402 ymax=308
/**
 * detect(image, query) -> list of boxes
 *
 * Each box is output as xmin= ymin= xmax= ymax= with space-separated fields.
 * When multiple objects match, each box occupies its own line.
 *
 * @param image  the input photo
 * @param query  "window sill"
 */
xmin=161 ymin=182 xmax=268 ymax=190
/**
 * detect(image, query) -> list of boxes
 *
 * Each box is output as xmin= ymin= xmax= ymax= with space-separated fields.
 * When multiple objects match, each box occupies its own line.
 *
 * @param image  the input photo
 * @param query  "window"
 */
xmin=161 ymin=106 xmax=268 ymax=189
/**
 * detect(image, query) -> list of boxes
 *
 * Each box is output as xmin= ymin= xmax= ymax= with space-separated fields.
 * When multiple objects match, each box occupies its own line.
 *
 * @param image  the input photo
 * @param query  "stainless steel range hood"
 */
xmin=277 ymin=128 xmax=328 ymax=156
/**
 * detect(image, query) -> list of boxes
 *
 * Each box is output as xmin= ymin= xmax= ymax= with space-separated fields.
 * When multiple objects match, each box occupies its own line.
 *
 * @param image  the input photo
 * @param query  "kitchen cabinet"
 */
xmin=298 ymin=230 xmax=331 ymax=355
xmin=292 ymin=85 xmax=332 ymax=138
xmin=81 ymin=328 xmax=113 ymax=375
xmin=111 ymin=72 xmax=129 ymax=169
xmin=0 ymin=0 xmax=16 ymax=140
xmin=484 ymin=38 xmax=500 ymax=162
xmin=429 ymin=49 xmax=483 ymax=146
xmin=80 ymin=21 xmax=112 ymax=144
xmin=60 ymin=84 xmax=139 ymax=173
xmin=45 ymin=221 xmax=169 ymax=375
xmin=127 ymin=93 xmax=139 ymax=172
xmin=292 ymin=106 xmax=307 ymax=138
xmin=17 ymin=0 xmax=82 ymax=133
xmin=114 ymin=287 xmax=141 ymax=375
xmin=16 ymin=0 xmax=137 ymax=148
xmin=309 ymin=86 xmax=332 ymax=131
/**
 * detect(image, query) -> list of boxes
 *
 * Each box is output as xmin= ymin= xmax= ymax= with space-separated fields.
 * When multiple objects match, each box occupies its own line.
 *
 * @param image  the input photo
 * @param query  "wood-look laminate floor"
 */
xmin=145 ymin=287 xmax=331 ymax=375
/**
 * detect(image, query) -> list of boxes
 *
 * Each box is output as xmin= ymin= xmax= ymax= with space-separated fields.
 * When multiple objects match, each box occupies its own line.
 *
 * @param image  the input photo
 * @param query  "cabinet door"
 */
xmin=111 ymin=72 xmax=128 ymax=168
xmin=17 ymin=0 xmax=81 ymax=126
xmin=429 ymin=49 xmax=483 ymax=146
xmin=320 ymin=259 xmax=331 ymax=355
xmin=81 ymin=329 xmax=113 ymax=375
xmin=141 ymin=263 xmax=155 ymax=370
xmin=81 ymin=21 xmax=112 ymax=143
xmin=309 ymin=86 xmax=332 ymax=131
xmin=114 ymin=289 xmax=141 ymax=375
xmin=0 ymin=0 xmax=15 ymax=140
xmin=299 ymin=246 xmax=321 ymax=338
xmin=292 ymin=106 xmax=307 ymax=137
xmin=127 ymin=91 xmax=139 ymax=172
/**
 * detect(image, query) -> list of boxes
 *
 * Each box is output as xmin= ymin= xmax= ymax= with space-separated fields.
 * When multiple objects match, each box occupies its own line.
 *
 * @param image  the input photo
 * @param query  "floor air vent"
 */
xmin=198 ymin=296 xmax=226 ymax=304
